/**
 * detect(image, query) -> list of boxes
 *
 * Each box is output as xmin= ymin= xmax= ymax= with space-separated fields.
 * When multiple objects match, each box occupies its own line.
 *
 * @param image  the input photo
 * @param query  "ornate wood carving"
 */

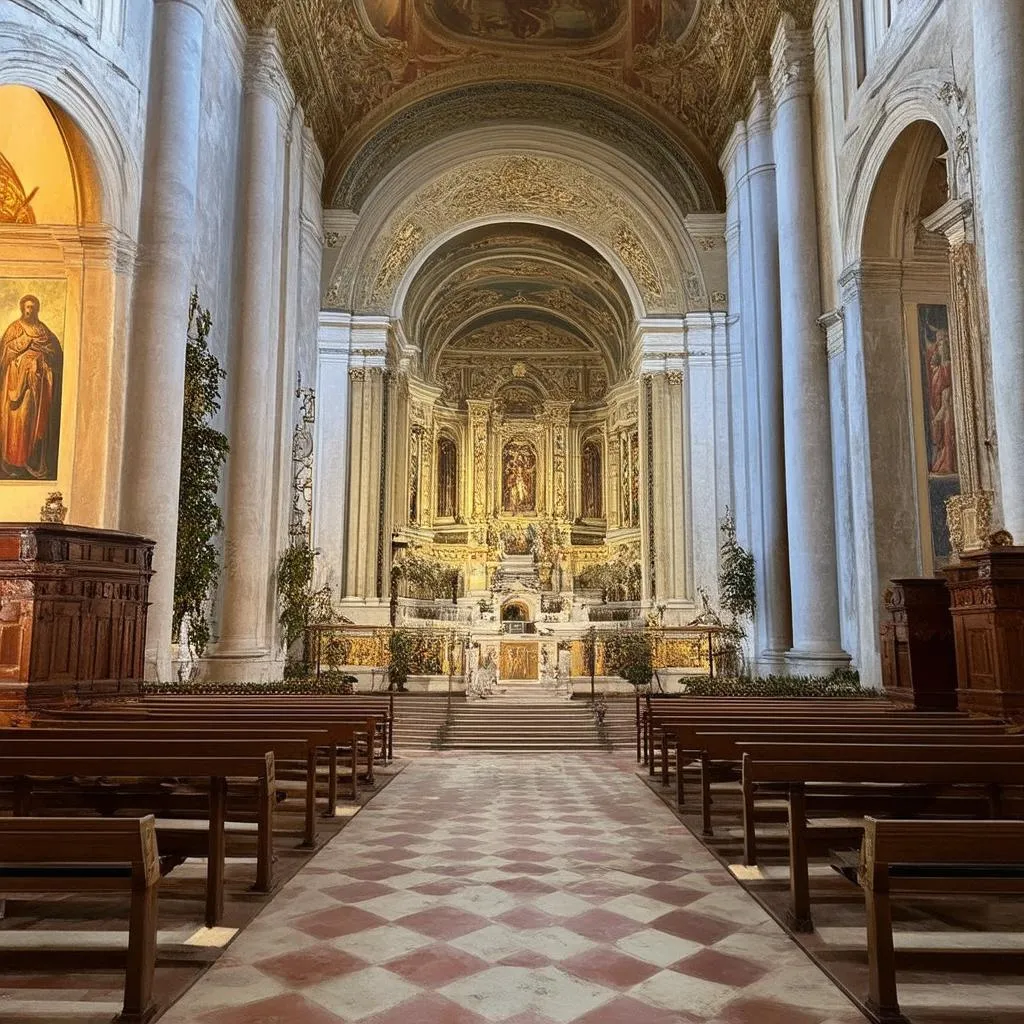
xmin=0 ymin=525 xmax=155 ymax=708
xmin=945 ymin=547 xmax=1024 ymax=720
xmin=879 ymin=578 xmax=958 ymax=711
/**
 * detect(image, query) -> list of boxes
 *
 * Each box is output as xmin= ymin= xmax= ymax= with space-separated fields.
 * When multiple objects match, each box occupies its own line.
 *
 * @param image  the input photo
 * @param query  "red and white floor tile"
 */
xmin=161 ymin=755 xmax=866 ymax=1024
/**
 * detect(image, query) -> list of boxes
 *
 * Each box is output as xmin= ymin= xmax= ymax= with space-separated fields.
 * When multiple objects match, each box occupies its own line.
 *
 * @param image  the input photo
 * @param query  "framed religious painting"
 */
xmin=0 ymin=279 xmax=67 ymax=482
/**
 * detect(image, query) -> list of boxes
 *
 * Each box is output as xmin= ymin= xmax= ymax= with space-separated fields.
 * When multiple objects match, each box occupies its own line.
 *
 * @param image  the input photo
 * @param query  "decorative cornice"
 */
xmin=817 ymin=306 xmax=845 ymax=359
xmin=234 ymin=1 xmax=806 ymax=194
xmin=921 ymin=197 xmax=975 ymax=248
xmin=838 ymin=258 xmax=904 ymax=298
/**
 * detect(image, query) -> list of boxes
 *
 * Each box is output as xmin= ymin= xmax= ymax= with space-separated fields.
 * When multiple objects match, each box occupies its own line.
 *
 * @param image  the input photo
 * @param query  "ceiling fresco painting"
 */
xmin=238 ymin=0 xmax=812 ymax=206
xmin=420 ymin=0 xmax=626 ymax=47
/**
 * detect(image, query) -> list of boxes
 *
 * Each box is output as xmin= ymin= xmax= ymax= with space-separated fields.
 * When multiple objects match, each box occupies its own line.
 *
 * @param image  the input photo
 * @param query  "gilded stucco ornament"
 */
xmin=358 ymin=155 xmax=675 ymax=311
xmin=239 ymin=0 xmax=796 ymax=196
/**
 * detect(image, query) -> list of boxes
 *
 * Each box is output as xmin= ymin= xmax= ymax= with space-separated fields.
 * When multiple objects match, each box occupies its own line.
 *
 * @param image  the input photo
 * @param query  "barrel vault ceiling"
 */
xmin=237 ymin=0 xmax=816 ymax=211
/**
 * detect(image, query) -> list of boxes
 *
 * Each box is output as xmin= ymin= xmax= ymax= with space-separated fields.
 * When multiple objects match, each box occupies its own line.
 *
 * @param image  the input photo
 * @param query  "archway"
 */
xmin=840 ymin=116 xmax=991 ymax=682
xmin=0 ymin=84 xmax=122 ymax=527
xmin=316 ymin=113 xmax=733 ymax=632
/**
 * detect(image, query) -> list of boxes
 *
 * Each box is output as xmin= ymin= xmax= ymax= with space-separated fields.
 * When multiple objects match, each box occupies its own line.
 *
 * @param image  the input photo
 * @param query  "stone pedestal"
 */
xmin=879 ymin=578 xmax=957 ymax=711
xmin=0 ymin=524 xmax=155 ymax=708
xmin=945 ymin=547 xmax=1024 ymax=719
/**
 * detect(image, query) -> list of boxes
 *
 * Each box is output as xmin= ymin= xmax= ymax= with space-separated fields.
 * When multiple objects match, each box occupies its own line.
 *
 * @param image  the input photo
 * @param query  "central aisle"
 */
xmin=163 ymin=756 xmax=864 ymax=1024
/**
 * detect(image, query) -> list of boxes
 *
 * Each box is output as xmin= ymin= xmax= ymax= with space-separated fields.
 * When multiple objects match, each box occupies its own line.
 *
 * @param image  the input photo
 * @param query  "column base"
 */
xmin=785 ymin=648 xmax=852 ymax=678
xmin=755 ymin=648 xmax=790 ymax=676
xmin=200 ymin=646 xmax=281 ymax=683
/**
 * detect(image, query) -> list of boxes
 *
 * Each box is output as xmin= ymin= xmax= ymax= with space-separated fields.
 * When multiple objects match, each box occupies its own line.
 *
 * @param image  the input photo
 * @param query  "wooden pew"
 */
xmin=643 ymin=697 xmax=891 ymax=772
xmin=0 ymin=815 xmax=161 ymax=1024
xmin=739 ymin=756 xmax=1024 ymax=932
xmin=0 ymin=735 xmax=289 ymax=892
xmin=48 ymin=707 xmax=379 ymax=790
xmin=857 ymin=817 xmax=1024 ymax=1024
xmin=656 ymin=711 xmax=986 ymax=787
xmin=0 ymin=752 xmax=273 ymax=927
xmin=686 ymin=725 xmax=1017 ymax=829
xmin=14 ymin=723 xmax=332 ymax=848
xmin=137 ymin=693 xmax=396 ymax=762
xmin=737 ymin=740 xmax=1024 ymax=865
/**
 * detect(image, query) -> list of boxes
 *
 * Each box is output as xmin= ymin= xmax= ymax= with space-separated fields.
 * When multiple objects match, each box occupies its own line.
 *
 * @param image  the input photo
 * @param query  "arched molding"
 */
xmin=841 ymin=68 xmax=959 ymax=265
xmin=332 ymin=125 xmax=706 ymax=319
xmin=0 ymin=31 xmax=139 ymax=234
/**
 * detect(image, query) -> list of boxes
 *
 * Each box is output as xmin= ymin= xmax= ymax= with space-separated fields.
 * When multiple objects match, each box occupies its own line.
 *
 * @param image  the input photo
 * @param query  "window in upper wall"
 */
xmin=853 ymin=0 xmax=894 ymax=85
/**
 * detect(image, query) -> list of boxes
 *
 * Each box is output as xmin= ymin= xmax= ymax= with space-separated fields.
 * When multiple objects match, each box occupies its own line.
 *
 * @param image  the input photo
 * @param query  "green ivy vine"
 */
xmin=173 ymin=289 xmax=229 ymax=663
xmin=276 ymin=542 xmax=335 ymax=675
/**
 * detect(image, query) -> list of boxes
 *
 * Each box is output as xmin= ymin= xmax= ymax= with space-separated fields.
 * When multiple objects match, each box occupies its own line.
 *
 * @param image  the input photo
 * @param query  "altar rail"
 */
xmin=307 ymin=623 xmax=731 ymax=682
xmin=307 ymin=624 xmax=468 ymax=682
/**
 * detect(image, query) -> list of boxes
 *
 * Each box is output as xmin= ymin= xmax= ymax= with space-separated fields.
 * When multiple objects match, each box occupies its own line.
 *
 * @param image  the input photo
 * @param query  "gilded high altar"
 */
xmin=391 ymin=366 xmax=643 ymax=601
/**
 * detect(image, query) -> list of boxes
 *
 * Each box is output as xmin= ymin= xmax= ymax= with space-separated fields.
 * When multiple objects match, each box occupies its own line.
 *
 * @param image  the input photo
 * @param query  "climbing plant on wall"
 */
xmin=718 ymin=506 xmax=756 ymax=622
xmin=173 ymin=289 xmax=230 ymax=665
xmin=276 ymin=543 xmax=335 ymax=676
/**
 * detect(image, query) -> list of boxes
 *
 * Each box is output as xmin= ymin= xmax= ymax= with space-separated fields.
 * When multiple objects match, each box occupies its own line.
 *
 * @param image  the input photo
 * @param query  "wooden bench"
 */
xmin=0 ymin=815 xmax=160 ymax=1023
xmin=50 ymin=707 xmax=379 ymax=791
xmin=740 ymin=756 xmax=1024 ymax=932
xmin=0 ymin=752 xmax=273 ymax=927
xmin=0 ymin=735 xmax=288 ymax=892
xmin=738 ymin=740 xmax=1024 ymax=865
xmin=137 ymin=694 xmax=396 ymax=761
xmin=687 ymin=726 xmax=1018 ymax=832
xmin=11 ymin=723 xmax=331 ymax=848
xmin=857 ymin=817 xmax=1024 ymax=1023
xmin=642 ymin=697 xmax=891 ymax=771
xmin=656 ymin=711 xmax=986 ymax=787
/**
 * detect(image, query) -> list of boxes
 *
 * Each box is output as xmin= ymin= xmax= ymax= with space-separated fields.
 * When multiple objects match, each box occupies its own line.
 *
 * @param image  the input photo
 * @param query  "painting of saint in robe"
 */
xmin=918 ymin=306 xmax=957 ymax=476
xmin=0 ymin=294 xmax=63 ymax=480
xmin=437 ymin=435 xmax=458 ymax=518
xmin=503 ymin=440 xmax=537 ymax=514
xmin=581 ymin=438 xmax=602 ymax=518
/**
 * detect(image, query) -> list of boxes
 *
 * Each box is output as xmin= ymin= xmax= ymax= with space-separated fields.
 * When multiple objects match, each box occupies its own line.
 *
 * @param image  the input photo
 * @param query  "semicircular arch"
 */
xmin=335 ymin=125 xmax=706 ymax=318
xmin=841 ymin=68 xmax=959 ymax=266
xmin=0 ymin=30 xmax=139 ymax=233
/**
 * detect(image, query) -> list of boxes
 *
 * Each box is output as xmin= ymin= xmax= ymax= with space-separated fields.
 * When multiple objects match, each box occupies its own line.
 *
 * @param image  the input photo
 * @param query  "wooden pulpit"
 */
xmin=945 ymin=546 xmax=1024 ymax=720
xmin=879 ymin=577 xmax=958 ymax=711
xmin=0 ymin=524 xmax=155 ymax=708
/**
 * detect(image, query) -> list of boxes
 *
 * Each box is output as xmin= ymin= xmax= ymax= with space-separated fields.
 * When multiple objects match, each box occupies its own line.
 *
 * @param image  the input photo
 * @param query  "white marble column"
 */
xmin=120 ymin=0 xmax=208 ymax=680
xmin=312 ymin=313 xmax=352 ymax=595
xmin=971 ymin=1 xmax=1024 ymax=539
xmin=721 ymin=83 xmax=792 ymax=671
xmin=772 ymin=22 xmax=847 ymax=673
xmin=213 ymin=31 xmax=292 ymax=676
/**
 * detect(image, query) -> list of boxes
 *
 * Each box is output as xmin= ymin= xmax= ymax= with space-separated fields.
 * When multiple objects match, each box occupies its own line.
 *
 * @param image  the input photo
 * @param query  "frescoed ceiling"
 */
xmin=402 ymin=223 xmax=633 ymax=381
xmin=237 ymin=0 xmax=816 ymax=210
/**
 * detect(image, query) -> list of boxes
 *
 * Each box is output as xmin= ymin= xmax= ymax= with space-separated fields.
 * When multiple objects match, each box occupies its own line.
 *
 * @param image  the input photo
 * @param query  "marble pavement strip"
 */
xmin=159 ymin=754 xmax=866 ymax=1024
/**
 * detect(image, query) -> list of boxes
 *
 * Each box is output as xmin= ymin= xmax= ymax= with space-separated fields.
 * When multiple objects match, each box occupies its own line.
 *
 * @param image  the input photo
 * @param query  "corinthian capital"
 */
xmin=770 ymin=18 xmax=814 ymax=105
xmin=244 ymin=29 xmax=293 ymax=124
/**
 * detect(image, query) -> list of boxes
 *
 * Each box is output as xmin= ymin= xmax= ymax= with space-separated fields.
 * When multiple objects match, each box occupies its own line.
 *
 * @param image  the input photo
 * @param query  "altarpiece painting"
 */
xmin=0 ymin=280 xmax=66 ymax=481
xmin=917 ymin=304 xmax=960 ymax=561
xmin=436 ymin=434 xmax=458 ymax=518
xmin=503 ymin=439 xmax=537 ymax=513
xmin=581 ymin=437 xmax=602 ymax=518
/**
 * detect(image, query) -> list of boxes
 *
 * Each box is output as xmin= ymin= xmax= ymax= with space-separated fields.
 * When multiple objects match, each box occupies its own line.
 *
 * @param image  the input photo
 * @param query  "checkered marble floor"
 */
xmin=161 ymin=755 xmax=867 ymax=1024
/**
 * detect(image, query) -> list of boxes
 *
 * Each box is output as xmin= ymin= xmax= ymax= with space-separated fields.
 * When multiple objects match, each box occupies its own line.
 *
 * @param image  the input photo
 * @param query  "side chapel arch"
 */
xmin=0 ymin=80 xmax=130 ymax=527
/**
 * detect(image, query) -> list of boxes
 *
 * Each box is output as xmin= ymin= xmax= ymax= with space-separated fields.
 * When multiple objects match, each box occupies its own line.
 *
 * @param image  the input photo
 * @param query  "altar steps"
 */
xmin=444 ymin=700 xmax=607 ymax=751
xmin=391 ymin=693 xmax=641 ymax=753
xmin=391 ymin=695 xmax=461 ymax=749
